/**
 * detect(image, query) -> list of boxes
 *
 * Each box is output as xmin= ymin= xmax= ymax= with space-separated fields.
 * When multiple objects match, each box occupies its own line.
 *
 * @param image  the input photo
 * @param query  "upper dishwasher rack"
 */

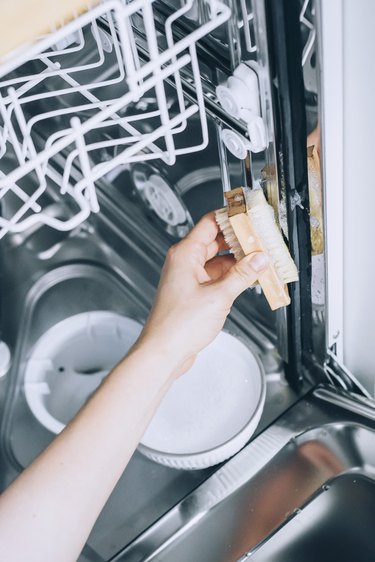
xmin=0 ymin=0 xmax=230 ymax=238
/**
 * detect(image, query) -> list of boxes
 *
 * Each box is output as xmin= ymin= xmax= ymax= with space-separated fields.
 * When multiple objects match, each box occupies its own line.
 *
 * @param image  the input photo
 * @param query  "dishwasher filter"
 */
xmin=24 ymin=311 xmax=143 ymax=434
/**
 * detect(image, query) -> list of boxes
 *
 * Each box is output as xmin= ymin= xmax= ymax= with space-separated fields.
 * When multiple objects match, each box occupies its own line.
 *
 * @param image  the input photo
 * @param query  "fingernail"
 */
xmin=249 ymin=252 xmax=269 ymax=272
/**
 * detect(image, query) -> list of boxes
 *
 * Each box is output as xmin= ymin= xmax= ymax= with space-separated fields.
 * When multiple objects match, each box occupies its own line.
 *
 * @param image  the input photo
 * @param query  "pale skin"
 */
xmin=0 ymin=212 xmax=268 ymax=562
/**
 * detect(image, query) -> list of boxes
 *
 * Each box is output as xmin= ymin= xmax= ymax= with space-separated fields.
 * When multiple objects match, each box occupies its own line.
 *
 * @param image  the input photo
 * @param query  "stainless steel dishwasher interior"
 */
xmin=0 ymin=139 xmax=302 ymax=562
xmin=111 ymin=389 xmax=375 ymax=562
xmin=0 ymin=20 xmax=304 ymax=562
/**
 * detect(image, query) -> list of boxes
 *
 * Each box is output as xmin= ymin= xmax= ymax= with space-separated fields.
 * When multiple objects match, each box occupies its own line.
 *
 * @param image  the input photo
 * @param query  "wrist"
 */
xmin=127 ymin=335 xmax=184 ymax=382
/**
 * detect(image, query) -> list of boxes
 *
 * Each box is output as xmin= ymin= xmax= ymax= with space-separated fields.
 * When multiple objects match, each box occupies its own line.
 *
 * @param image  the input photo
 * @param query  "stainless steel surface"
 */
xmin=248 ymin=473 xmax=375 ymax=562
xmin=111 ymin=387 xmax=375 ymax=562
xmin=0 ymin=153 xmax=301 ymax=561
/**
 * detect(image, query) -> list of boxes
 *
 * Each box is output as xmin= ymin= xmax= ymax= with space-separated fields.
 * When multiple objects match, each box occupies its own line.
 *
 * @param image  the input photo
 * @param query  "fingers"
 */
xmin=171 ymin=212 xmax=229 ymax=265
xmin=206 ymin=232 xmax=229 ymax=261
xmin=204 ymin=254 xmax=235 ymax=282
xmin=163 ymin=213 xmax=230 ymax=287
xmin=163 ymin=239 xmax=211 ymax=289
xmin=181 ymin=232 xmax=229 ymax=278
xmin=186 ymin=212 xmax=220 ymax=246
xmin=216 ymin=252 xmax=269 ymax=301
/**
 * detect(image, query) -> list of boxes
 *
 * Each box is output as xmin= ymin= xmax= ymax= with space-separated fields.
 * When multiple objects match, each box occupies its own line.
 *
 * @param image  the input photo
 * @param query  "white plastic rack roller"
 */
xmin=0 ymin=0 xmax=230 ymax=238
xmin=216 ymin=63 xmax=268 ymax=157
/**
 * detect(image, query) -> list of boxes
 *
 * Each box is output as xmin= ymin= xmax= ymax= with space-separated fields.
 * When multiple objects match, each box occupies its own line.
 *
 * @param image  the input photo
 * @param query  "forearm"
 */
xmin=0 ymin=212 xmax=266 ymax=562
xmin=0 ymin=341 xmax=174 ymax=562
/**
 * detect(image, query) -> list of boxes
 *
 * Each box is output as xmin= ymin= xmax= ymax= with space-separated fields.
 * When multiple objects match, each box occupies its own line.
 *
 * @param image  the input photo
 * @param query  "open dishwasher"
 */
xmin=0 ymin=0 xmax=374 ymax=561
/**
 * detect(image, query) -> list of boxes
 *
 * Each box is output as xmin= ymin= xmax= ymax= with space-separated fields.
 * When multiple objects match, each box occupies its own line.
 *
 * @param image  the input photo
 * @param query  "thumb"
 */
xmin=218 ymin=252 xmax=269 ymax=301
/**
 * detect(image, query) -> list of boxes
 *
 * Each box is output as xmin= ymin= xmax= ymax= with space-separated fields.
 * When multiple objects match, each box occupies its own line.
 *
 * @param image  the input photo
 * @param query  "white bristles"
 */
xmin=246 ymin=189 xmax=299 ymax=284
xmin=215 ymin=208 xmax=245 ymax=261
xmin=215 ymin=189 xmax=299 ymax=284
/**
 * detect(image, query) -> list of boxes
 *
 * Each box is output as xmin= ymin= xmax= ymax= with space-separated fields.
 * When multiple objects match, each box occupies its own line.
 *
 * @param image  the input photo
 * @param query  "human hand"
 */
xmin=137 ymin=212 xmax=269 ymax=378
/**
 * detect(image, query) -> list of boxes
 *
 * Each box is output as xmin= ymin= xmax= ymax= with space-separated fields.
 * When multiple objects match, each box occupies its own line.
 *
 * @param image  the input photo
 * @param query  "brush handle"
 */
xmin=229 ymin=213 xmax=290 ymax=310
xmin=0 ymin=0 xmax=98 ymax=59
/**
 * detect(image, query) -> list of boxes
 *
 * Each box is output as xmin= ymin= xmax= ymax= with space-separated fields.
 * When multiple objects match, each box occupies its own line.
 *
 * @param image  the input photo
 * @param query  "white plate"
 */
xmin=138 ymin=330 xmax=266 ymax=470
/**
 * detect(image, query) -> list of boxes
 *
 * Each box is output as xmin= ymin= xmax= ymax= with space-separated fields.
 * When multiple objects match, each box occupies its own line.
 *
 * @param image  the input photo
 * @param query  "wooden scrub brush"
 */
xmin=215 ymin=187 xmax=299 ymax=310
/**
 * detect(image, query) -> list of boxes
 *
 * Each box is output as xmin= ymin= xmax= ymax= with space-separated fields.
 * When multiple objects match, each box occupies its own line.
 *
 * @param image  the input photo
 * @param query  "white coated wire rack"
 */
xmin=0 ymin=0 xmax=230 ymax=238
xmin=238 ymin=0 xmax=257 ymax=54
